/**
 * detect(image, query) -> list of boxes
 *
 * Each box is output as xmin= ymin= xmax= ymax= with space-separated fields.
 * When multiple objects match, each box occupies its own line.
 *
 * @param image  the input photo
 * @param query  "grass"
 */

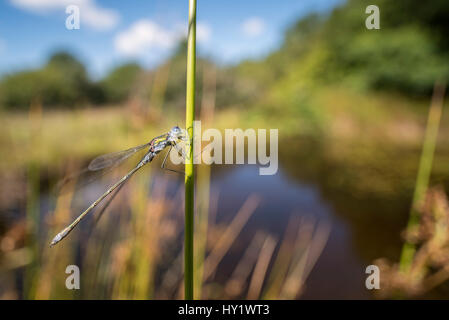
xmin=184 ymin=0 xmax=197 ymax=300
xmin=0 ymin=86 xmax=444 ymax=173
xmin=364 ymin=83 xmax=449 ymax=298
xmin=194 ymin=65 xmax=217 ymax=299
xmin=400 ymin=83 xmax=446 ymax=272
xmin=0 ymin=161 xmax=328 ymax=299
xmin=1 ymin=77 xmax=449 ymax=299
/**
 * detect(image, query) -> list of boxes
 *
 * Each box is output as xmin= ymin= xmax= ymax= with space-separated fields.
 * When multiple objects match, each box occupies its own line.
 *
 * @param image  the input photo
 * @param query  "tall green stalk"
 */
xmin=399 ymin=83 xmax=445 ymax=272
xmin=184 ymin=0 xmax=196 ymax=300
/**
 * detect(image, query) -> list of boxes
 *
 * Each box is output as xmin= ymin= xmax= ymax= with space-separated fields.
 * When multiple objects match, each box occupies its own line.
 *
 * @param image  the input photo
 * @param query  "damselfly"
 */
xmin=50 ymin=126 xmax=189 ymax=247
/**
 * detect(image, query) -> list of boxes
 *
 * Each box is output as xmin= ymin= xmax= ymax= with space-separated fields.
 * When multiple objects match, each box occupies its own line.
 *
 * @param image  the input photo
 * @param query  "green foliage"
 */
xmin=0 ymin=70 xmax=46 ymax=108
xmin=164 ymin=40 xmax=188 ymax=109
xmin=319 ymin=0 xmax=449 ymax=95
xmin=0 ymin=51 xmax=94 ymax=108
xmin=100 ymin=63 xmax=143 ymax=103
xmin=340 ymin=27 xmax=449 ymax=94
xmin=161 ymin=40 xmax=253 ymax=110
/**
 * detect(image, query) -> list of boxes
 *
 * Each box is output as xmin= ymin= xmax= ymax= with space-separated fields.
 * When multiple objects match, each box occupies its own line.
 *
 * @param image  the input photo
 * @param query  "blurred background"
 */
xmin=1 ymin=0 xmax=449 ymax=299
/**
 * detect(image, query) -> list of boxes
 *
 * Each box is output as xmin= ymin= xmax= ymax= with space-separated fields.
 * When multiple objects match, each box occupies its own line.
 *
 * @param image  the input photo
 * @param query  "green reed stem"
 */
xmin=184 ymin=0 xmax=196 ymax=300
xmin=399 ymin=82 xmax=445 ymax=272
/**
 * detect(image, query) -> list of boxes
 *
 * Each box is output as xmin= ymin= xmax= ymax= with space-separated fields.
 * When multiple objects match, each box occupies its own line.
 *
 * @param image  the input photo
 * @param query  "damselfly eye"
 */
xmin=171 ymin=126 xmax=182 ymax=136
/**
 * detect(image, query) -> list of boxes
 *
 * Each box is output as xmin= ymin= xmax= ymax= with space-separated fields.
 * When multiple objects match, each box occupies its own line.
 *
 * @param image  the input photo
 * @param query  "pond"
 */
xmin=210 ymin=164 xmax=371 ymax=299
xmin=2 ymin=136 xmax=449 ymax=299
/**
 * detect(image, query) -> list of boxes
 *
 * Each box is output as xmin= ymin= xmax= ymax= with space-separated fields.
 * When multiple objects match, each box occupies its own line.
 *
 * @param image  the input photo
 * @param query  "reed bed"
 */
xmin=0 ymin=161 xmax=329 ymax=299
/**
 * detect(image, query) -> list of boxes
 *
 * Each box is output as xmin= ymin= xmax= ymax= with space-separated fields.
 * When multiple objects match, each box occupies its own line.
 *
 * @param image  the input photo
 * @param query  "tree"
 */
xmin=100 ymin=63 xmax=143 ymax=103
xmin=0 ymin=51 xmax=93 ymax=108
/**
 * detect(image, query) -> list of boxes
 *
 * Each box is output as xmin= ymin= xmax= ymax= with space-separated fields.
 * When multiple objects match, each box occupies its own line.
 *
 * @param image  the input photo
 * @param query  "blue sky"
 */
xmin=0 ymin=0 xmax=342 ymax=78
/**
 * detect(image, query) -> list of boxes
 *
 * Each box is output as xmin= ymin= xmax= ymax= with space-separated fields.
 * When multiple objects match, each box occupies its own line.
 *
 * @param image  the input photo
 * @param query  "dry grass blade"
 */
xmin=224 ymin=232 xmax=266 ymax=298
xmin=279 ymin=219 xmax=330 ymax=299
xmin=261 ymin=216 xmax=301 ymax=299
xmin=247 ymin=235 xmax=277 ymax=299
xmin=203 ymin=194 xmax=260 ymax=280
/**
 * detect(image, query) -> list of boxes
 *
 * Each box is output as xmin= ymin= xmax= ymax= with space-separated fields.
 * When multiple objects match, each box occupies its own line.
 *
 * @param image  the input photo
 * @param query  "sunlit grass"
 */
xmin=1 ymin=86 xmax=445 ymax=173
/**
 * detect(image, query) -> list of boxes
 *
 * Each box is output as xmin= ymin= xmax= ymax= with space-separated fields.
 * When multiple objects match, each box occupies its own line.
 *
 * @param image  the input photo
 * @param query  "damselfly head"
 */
xmin=168 ymin=126 xmax=187 ymax=142
xmin=171 ymin=125 xmax=182 ymax=135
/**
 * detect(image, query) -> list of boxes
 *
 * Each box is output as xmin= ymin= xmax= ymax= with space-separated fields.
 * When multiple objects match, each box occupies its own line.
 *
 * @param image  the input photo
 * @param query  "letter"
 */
xmin=365 ymin=265 xmax=380 ymax=289
xmin=202 ymin=128 xmax=222 ymax=164
xmin=223 ymin=305 xmax=231 ymax=315
xmin=263 ymin=305 xmax=269 ymax=314
xmin=365 ymin=5 xmax=380 ymax=30
xmin=225 ymin=128 xmax=256 ymax=164
xmin=193 ymin=120 xmax=202 ymax=164
xmin=66 ymin=5 xmax=80 ymax=30
xmin=245 ymin=305 xmax=257 ymax=314
xmin=65 ymin=265 xmax=80 ymax=289
xmin=205 ymin=307 xmax=212 ymax=318
xmin=231 ymin=305 xmax=238 ymax=314
xmin=258 ymin=129 xmax=278 ymax=175
xmin=196 ymin=307 xmax=204 ymax=315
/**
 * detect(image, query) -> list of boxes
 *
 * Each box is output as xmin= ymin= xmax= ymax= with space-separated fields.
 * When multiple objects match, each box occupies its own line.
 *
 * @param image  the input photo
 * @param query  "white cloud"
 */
xmin=115 ymin=20 xmax=177 ymax=56
xmin=197 ymin=23 xmax=211 ymax=43
xmin=9 ymin=0 xmax=119 ymax=30
xmin=115 ymin=20 xmax=212 ymax=57
xmin=242 ymin=17 xmax=265 ymax=37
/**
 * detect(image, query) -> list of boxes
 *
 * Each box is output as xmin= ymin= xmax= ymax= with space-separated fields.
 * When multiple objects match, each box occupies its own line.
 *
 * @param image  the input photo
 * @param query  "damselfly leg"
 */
xmin=50 ymin=126 xmax=191 ymax=247
xmin=160 ymin=140 xmax=206 ymax=175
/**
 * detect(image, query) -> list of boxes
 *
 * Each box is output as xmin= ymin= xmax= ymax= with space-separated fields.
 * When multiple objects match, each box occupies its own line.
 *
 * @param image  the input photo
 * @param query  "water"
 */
xmin=37 ymin=160 xmax=380 ymax=298
xmin=210 ymin=164 xmax=371 ymax=299
xmin=4 ymin=137 xmax=449 ymax=299
xmin=202 ymin=134 xmax=449 ymax=298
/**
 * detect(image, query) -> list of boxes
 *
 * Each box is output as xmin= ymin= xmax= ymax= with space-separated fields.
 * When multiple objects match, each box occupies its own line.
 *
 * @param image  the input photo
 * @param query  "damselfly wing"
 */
xmin=50 ymin=127 xmax=186 ymax=247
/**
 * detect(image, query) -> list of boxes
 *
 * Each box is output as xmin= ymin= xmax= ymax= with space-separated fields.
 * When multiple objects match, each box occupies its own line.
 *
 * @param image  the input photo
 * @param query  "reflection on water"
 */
xmin=210 ymin=164 xmax=370 ymax=299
